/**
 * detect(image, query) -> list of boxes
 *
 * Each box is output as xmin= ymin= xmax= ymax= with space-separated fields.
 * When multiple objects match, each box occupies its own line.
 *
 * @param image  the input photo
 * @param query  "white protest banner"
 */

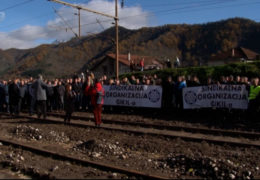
xmin=183 ymin=84 xmax=248 ymax=109
xmin=103 ymin=85 xmax=162 ymax=108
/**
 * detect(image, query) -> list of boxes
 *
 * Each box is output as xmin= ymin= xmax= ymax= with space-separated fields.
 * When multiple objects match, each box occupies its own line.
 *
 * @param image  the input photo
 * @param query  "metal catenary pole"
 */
xmin=115 ymin=0 xmax=119 ymax=79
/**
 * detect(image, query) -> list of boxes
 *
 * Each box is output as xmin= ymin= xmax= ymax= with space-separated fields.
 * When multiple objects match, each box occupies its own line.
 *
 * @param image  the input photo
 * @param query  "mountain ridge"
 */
xmin=0 ymin=17 xmax=260 ymax=79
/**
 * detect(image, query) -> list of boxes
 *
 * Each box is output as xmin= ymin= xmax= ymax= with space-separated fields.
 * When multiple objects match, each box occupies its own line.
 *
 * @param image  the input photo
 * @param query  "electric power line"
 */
xmin=0 ymin=11 xmax=54 ymax=29
xmin=2 ymin=0 xmax=260 ymax=41
xmin=118 ymin=0 xmax=260 ymax=21
xmin=134 ymin=0 xmax=234 ymax=9
xmin=0 ymin=0 xmax=37 ymax=12
xmin=45 ymin=0 xmax=239 ymax=31
xmin=0 ymin=0 xmax=227 ymax=29
xmin=4 ymin=0 xmax=260 ymax=36
xmin=52 ymin=7 xmax=78 ymax=37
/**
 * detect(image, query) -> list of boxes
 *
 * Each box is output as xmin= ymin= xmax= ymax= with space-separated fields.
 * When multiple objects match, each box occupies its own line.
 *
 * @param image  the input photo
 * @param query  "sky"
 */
xmin=0 ymin=0 xmax=260 ymax=50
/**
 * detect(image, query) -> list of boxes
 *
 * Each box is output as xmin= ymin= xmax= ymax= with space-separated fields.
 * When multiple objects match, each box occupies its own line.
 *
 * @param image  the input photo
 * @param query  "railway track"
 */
xmin=1 ymin=113 xmax=260 ymax=149
xmin=47 ymin=112 xmax=260 ymax=140
xmin=0 ymin=136 xmax=169 ymax=179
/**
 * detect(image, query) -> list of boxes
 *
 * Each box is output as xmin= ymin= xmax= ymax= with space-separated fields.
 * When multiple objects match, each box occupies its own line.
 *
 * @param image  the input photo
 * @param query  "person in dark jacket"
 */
xmin=52 ymin=81 xmax=58 ymax=111
xmin=72 ymin=78 xmax=81 ymax=111
xmin=3 ymin=81 xmax=9 ymax=113
xmin=162 ymin=76 xmax=175 ymax=109
xmin=8 ymin=79 xmax=20 ymax=115
xmin=18 ymin=80 xmax=27 ymax=113
xmin=46 ymin=81 xmax=54 ymax=112
xmin=207 ymin=77 xmax=215 ymax=85
xmin=27 ymin=81 xmax=36 ymax=116
xmin=0 ymin=81 xmax=5 ymax=112
xmin=235 ymin=76 xmax=242 ymax=85
xmin=88 ymin=79 xmax=105 ymax=127
xmin=81 ymin=78 xmax=88 ymax=112
xmin=31 ymin=74 xmax=49 ymax=119
xmin=56 ymin=81 xmax=65 ymax=112
xmin=188 ymin=75 xmax=200 ymax=87
xmin=64 ymin=84 xmax=76 ymax=124
xmin=219 ymin=76 xmax=227 ymax=84
xmin=83 ymin=75 xmax=93 ymax=112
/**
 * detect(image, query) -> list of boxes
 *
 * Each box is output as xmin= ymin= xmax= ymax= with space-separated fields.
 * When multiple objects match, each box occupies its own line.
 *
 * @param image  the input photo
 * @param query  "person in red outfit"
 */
xmin=89 ymin=79 xmax=105 ymax=127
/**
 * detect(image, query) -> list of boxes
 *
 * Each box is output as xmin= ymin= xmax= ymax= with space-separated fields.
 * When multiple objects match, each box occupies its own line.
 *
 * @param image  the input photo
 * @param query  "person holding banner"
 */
xmin=162 ymin=76 xmax=175 ymax=110
xmin=89 ymin=79 xmax=105 ymax=127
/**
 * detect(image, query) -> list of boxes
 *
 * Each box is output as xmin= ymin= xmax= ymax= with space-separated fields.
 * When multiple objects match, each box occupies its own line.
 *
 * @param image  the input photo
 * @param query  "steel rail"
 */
xmin=47 ymin=112 xmax=260 ymax=140
xmin=0 ymin=137 xmax=169 ymax=179
xmin=2 ymin=113 xmax=260 ymax=149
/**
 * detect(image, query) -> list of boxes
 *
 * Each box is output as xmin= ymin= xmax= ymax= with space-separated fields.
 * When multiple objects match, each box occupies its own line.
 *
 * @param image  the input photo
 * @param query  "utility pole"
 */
xmin=115 ymin=0 xmax=119 ymax=80
xmin=48 ymin=0 xmax=119 ymax=79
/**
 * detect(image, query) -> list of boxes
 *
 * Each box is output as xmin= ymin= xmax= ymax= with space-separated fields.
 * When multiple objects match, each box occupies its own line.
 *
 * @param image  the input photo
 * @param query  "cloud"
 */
xmin=0 ymin=32 xmax=36 ymax=50
xmin=0 ymin=0 xmax=151 ymax=50
xmin=9 ymin=25 xmax=48 ymax=41
xmin=0 ymin=12 xmax=5 ymax=22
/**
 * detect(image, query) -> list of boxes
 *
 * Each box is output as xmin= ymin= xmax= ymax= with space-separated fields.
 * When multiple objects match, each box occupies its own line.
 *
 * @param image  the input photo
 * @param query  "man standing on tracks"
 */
xmin=88 ymin=79 xmax=105 ymax=127
xmin=31 ymin=74 xmax=49 ymax=120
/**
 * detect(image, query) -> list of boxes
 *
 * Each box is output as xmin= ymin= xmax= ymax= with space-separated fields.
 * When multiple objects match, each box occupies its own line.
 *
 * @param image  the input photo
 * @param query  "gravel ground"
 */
xmin=0 ymin=145 xmax=129 ymax=179
xmin=0 ymin=168 xmax=30 ymax=179
xmin=0 ymin=115 xmax=259 ymax=179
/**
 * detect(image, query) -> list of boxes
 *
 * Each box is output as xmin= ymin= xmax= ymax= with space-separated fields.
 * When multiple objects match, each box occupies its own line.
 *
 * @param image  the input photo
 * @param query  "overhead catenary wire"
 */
xmin=52 ymin=7 xmax=79 ymax=38
xmin=1 ymin=0 xmax=260 ymax=46
xmin=38 ymin=0 xmax=251 ymax=33
xmin=0 ymin=12 xmax=54 ymax=29
xmin=132 ymin=0 xmax=234 ymax=9
xmin=0 ymin=0 xmax=255 ymax=32
xmin=0 ymin=0 xmax=36 ymax=12
xmin=3 ymin=0 xmax=260 ymax=39
xmin=150 ymin=1 xmax=260 ymax=20
xmin=2 ymin=0 xmax=260 ymax=36
xmin=51 ymin=0 xmax=260 ymax=31
xmin=118 ymin=0 xmax=260 ymax=20
xmin=0 ymin=0 xmax=239 ymax=30
xmin=47 ymin=0 xmax=237 ymax=27
xmin=96 ymin=18 xmax=105 ymax=30
xmin=0 ymin=0 xmax=259 ymax=51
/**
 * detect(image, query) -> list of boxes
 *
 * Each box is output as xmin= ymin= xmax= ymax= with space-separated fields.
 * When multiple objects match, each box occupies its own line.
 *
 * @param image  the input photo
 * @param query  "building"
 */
xmin=91 ymin=53 xmax=164 ymax=77
xmin=208 ymin=47 xmax=259 ymax=66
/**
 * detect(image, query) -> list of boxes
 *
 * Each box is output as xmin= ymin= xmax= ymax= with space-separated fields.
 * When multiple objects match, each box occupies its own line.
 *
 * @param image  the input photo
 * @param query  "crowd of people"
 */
xmin=0 ymin=72 xmax=260 ymax=125
xmin=0 ymin=73 xmax=105 ymax=126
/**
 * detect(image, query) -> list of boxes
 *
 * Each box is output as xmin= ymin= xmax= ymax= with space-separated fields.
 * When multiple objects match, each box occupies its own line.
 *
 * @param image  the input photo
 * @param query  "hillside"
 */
xmin=0 ymin=17 xmax=260 ymax=79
